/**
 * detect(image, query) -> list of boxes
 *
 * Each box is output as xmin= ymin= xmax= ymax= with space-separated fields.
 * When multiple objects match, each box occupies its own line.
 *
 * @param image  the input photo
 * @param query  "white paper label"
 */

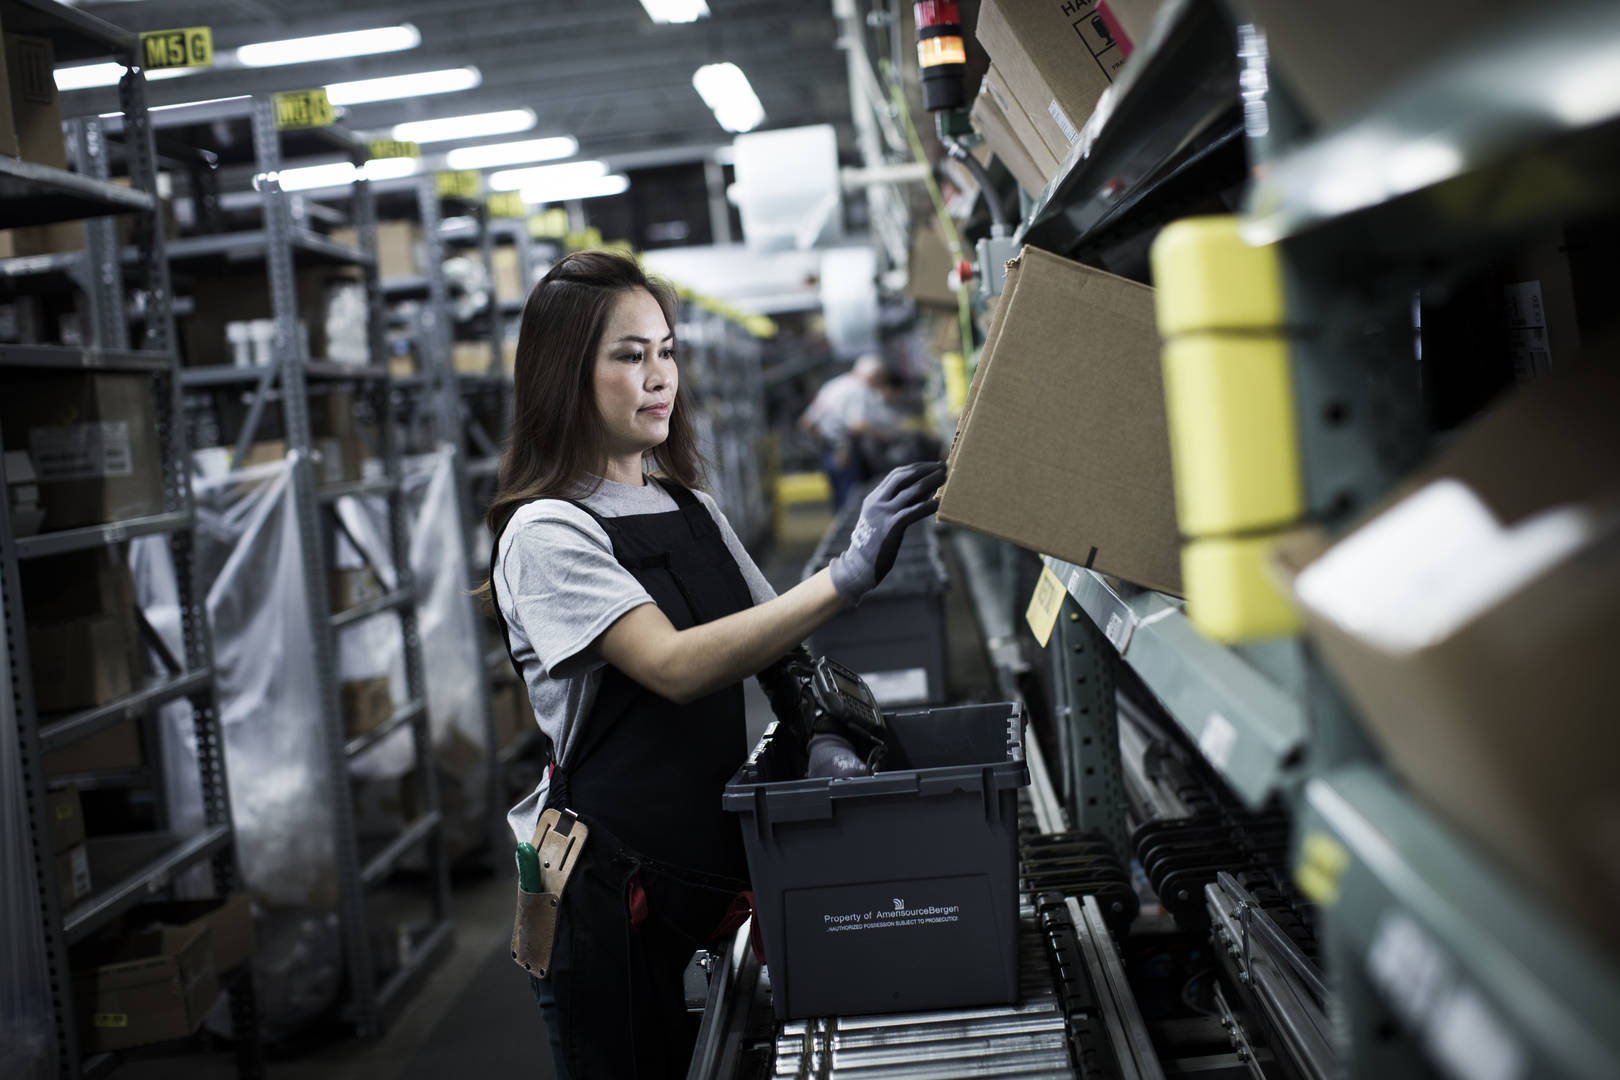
xmin=1103 ymin=612 xmax=1129 ymax=651
xmin=859 ymin=667 xmax=930 ymax=706
xmin=1199 ymin=712 xmax=1238 ymax=770
xmin=1048 ymin=99 xmax=1080 ymax=145
xmin=1503 ymin=281 xmax=1552 ymax=383
xmin=67 ymin=846 xmax=91 ymax=899
xmin=28 ymin=422 xmax=133 ymax=482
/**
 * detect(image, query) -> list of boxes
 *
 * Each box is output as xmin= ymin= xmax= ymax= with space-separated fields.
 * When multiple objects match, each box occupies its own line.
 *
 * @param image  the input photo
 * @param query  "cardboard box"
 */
xmin=0 ymin=372 xmax=166 ymax=532
xmin=907 ymin=222 xmax=958 ymax=309
xmin=28 ymin=615 xmax=136 ymax=714
xmin=49 ymin=788 xmax=85 ymax=853
xmin=1229 ymin=0 xmax=1502 ymax=129
xmin=341 ymin=676 xmax=394 ymax=740
xmin=311 ymin=389 xmax=369 ymax=484
xmin=1276 ymin=365 xmax=1620 ymax=961
xmin=970 ymin=88 xmax=1050 ymax=198
xmin=43 ymin=718 xmax=143 ymax=776
xmin=454 ymin=341 xmax=493 ymax=375
xmin=128 ymin=895 xmax=255 ymax=974
xmin=939 ymin=246 xmax=1181 ymax=593
xmin=975 ymin=0 xmax=1125 ymax=162
xmin=56 ymin=844 xmax=92 ymax=906
xmin=332 ymin=221 xmax=422 ymax=279
xmin=23 ymin=547 xmax=136 ymax=624
xmin=330 ymin=567 xmax=382 ymax=613
xmin=181 ymin=267 xmax=352 ymax=367
xmin=1504 ymin=229 xmax=1582 ymax=385
xmin=73 ymin=921 xmax=218 ymax=1052
xmin=5 ymin=32 xmax=64 ymax=168
xmin=981 ymin=65 xmax=1062 ymax=180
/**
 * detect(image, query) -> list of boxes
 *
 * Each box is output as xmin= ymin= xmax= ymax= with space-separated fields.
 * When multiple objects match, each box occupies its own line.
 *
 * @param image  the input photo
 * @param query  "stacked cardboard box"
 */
xmin=24 ymin=547 xmax=145 ymax=715
xmin=341 ymin=676 xmax=394 ymax=740
xmin=332 ymin=221 xmax=422 ymax=279
xmin=0 ymin=373 xmax=166 ymax=533
xmin=72 ymin=923 xmax=218 ymax=1052
xmin=50 ymin=788 xmax=92 ymax=908
xmin=0 ymin=28 xmax=80 ymax=259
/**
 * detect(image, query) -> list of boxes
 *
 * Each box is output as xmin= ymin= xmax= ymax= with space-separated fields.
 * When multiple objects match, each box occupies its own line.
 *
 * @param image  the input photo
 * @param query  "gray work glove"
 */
xmin=828 ymin=461 xmax=946 ymax=606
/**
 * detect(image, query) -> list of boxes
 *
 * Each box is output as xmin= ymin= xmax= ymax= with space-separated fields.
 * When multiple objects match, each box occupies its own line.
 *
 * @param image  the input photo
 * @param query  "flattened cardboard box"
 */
xmin=74 ymin=922 xmax=219 ymax=1052
xmin=940 ymin=247 xmax=1181 ymax=594
xmin=129 ymin=894 xmax=256 ymax=974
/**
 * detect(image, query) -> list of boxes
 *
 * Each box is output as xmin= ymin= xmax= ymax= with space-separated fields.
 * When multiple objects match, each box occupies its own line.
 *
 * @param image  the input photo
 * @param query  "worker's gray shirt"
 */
xmin=494 ymin=476 xmax=775 ymax=842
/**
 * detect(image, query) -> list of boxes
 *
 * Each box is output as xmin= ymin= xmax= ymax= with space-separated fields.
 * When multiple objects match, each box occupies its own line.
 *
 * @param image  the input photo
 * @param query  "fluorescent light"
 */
xmin=489 ymin=159 xmax=607 ymax=192
xmin=693 ymin=63 xmax=764 ymax=133
xmin=363 ymin=156 xmax=422 ymax=181
xmin=237 ymin=25 xmax=420 ymax=68
xmin=326 ymin=67 xmax=479 ymax=106
xmin=392 ymin=108 xmax=535 ymax=144
xmin=275 ymin=161 xmax=358 ymax=191
xmin=640 ymin=0 xmax=710 ymax=22
xmin=521 ymin=173 xmax=629 ymax=204
xmin=445 ymin=136 xmax=578 ymax=170
xmin=56 ymin=63 xmax=196 ymax=91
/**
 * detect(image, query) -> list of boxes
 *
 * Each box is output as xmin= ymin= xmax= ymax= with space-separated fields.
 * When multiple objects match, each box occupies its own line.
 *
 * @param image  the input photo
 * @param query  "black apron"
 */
xmin=490 ymin=478 xmax=755 ymax=1079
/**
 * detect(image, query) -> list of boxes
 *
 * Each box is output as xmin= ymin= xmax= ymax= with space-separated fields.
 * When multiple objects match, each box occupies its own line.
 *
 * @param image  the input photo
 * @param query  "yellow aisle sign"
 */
xmin=140 ymin=27 xmax=212 ymax=70
xmin=487 ymin=191 xmax=526 ymax=218
xmin=272 ymin=89 xmax=334 ymax=131
xmin=436 ymin=170 xmax=481 ymax=199
xmin=528 ymin=208 xmax=569 ymax=239
xmin=367 ymin=140 xmax=420 ymax=161
xmin=564 ymin=226 xmax=602 ymax=251
xmin=1025 ymin=565 xmax=1066 ymax=648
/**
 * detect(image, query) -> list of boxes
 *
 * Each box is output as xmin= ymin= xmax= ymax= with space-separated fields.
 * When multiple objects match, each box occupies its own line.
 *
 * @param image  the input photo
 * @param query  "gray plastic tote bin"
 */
xmin=723 ymin=702 xmax=1028 ymax=1019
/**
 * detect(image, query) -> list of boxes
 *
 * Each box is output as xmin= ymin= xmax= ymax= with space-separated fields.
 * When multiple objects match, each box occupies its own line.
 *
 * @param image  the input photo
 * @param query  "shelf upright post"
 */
xmin=478 ymin=206 xmax=504 ymax=376
xmin=63 ymin=118 xmax=127 ymax=352
xmin=121 ymin=66 xmax=264 ymax=1076
xmin=354 ymin=171 xmax=453 ymax=930
xmin=416 ymin=176 xmax=508 ymax=862
xmin=1051 ymin=599 xmax=1128 ymax=856
xmin=247 ymin=95 xmax=381 ymax=1035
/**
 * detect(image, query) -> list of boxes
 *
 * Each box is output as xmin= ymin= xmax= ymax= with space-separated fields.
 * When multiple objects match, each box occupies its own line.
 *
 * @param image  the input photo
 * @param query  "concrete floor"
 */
xmin=119 ymin=502 xmax=996 ymax=1080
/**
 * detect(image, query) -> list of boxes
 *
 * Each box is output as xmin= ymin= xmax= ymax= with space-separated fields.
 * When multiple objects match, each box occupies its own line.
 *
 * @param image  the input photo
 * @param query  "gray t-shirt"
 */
xmin=494 ymin=476 xmax=775 ymax=841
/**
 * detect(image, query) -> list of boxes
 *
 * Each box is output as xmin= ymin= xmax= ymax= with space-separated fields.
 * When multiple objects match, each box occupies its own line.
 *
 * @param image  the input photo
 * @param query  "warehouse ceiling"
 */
xmin=61 ymin=0 xmax=857 ymax=168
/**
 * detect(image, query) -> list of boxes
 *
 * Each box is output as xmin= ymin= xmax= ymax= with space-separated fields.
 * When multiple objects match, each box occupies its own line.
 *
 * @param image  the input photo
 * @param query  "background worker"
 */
xmin=485 ymin=251 xmax=945 ymax=1079
xmin=798 ymin=353 xmax=901 ymax=510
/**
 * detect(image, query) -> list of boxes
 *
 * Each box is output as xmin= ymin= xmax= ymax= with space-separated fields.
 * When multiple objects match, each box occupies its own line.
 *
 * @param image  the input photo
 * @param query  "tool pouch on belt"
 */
xmin=511 ymin=808 xmax=589 ymax=977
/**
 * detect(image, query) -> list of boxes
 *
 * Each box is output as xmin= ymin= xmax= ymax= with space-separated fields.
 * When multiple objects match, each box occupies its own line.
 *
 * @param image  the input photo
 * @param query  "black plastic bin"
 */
xmin=724 ymin=702 xmax=1028 ymax=1019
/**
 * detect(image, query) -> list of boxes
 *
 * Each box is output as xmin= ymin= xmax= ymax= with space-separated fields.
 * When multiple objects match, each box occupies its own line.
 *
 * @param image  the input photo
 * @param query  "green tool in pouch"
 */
xmin=510 ymin=807 xmax=589 ymax=977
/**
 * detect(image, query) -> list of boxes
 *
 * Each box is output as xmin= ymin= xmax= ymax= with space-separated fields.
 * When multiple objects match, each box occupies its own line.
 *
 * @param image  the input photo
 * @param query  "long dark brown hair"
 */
xmin=477 ymin=250 xmax=704 ymax=598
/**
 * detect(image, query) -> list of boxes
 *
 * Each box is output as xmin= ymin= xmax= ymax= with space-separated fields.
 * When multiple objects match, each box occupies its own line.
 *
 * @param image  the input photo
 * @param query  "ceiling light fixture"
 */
xmin=56 ymin=63 xmax=195 ymax=91
xmin=392 ymin=108 xmax=537 ymax=144
xmin=274 ymin=161 xmax=358 ymax=191
xmin=445 ymin=136 xmax=579 ymax=170
xmin=639 ymin=0 xmax=710 ymax=23
xmin=326 ymin=66 xmax=480 ymax=106
xmin=363 ymin=156 xmax=422 ymax=181
xmin=237 ymin=25 xmax=421 ymax=67
xmin=521 ymin=172 xmax=630 ymax=204
xmin=488 ymin=159 xmax=607 ymax=192
xmin=692 ymin=62 xmax=764 ymax=133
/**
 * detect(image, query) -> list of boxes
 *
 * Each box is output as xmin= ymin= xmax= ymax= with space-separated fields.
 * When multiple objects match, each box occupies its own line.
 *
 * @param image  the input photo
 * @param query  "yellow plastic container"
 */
xmin=1182 ymin=535 xmax=1301 ymax=643
xmin=1151 ymin=216 xmax=1285 ymax=337
xmin=1161 ymin=334 xmax=1303 ymax=535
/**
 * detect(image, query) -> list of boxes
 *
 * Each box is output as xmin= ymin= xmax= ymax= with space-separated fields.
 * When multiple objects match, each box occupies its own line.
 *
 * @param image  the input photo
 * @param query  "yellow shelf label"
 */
xmin=55 ymin=802 xmax=74 ymax=820
xmin=436 ymin=170 xmax=481 ymax=199
xmin=1294 ymin=830 xmax=1351 ymax=906
xmin=564 ymin=226 xmax=602 ymax=251
xmin=1025 ymin=565 xmax=1066 ymax=648
xmin=94 ymin=1012 xmax=129 ymax=1029
xmin=367 ymin=139 xmax=420 ymax=161
xmin=528 ymin=208 xmax=569 ymax=239
xmin=486 ymin=191 xmax=526 ymax=219
xmin=272 ymin=89 xmax=333 ymax=131
xmin=140 ymin=27 xmax=212 ymax=70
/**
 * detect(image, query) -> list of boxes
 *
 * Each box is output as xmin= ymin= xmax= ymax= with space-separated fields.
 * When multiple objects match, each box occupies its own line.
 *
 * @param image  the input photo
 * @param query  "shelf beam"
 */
xmin=15 ymin=510 xmax=193 ymax=560
xmin=63 ymin=826 xmax=233 ymax=944
xmin=38 ymin=669 xmax=212 ymax=754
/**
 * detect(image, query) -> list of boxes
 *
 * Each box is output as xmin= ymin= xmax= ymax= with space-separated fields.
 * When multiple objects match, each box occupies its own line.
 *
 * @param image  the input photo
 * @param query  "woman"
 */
xmin=485 ymin=251 xmax=944 ymax=1079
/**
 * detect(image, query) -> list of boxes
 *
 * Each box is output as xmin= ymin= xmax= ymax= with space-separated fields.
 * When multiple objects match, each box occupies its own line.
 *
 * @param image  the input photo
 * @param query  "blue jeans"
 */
xmin=528 ymin=975 xmax=570 ymax=1080
xmin=822 ymin=445 xmax=864 ymax=512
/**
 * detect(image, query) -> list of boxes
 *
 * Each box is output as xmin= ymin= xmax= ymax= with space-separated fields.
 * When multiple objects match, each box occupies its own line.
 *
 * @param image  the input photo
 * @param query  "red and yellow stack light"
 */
xmin=915 ymin=1 xmax=966 ymax=112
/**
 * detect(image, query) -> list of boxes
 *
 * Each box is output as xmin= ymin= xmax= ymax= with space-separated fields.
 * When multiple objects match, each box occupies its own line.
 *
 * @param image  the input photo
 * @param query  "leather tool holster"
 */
xmin=511 ymin=807 xmax=588 ymax=977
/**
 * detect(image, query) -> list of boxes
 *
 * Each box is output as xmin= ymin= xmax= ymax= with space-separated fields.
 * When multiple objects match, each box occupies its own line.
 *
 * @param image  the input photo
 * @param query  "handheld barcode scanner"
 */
xmin=802 ymin=657 xmax=888 ymax=777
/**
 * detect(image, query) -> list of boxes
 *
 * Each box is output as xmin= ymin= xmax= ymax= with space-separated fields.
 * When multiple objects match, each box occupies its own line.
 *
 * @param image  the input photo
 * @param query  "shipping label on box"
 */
xmin=49 ymin=788 xmax=85 ymax=853
xmin=28 ymin=421 xmax=135 ymax=482
xmin=56 ymin=844 xmax=92 ymax=904
xmin=74 ymin=923 xmax=219 ymax=1052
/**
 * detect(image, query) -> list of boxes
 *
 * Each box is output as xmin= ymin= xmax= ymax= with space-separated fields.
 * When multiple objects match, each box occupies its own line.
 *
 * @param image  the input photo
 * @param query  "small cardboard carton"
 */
xmin=28 ymin=615 xmax=137 ymax=714
xmin=73 ymin=922 xmax=218 ymax=1052
xmin=975 ymin=0 xmax=1125 ymax=162
xmin=332 ymin=221 xmax=422 ymax=279
xmin=1274 ymin=364 xmax=1620 ymax=962
xmin=329 ymin=567 xmax=383 ymax=613
xmin=48 ymin=788 xmax=85 ymax=853
xmin=939 ymin=246 xmax=1181 ymax=594
xmin=44 ymin=718 xmax=143 ymax=777
xmin=22 ymin=547 xmax=137 ymax=624
xmin=970 ymin=86 xmax=1051 ymax=199
xmin=492 ymin=246 xmax=525 ymax=304
xmin=981 ymin=65 xmax=1061 ymax=181
xmin=341 ymin=676 xmax=394 ymax=740
xmin=0 ymin=372 xmax=165 ymax=532
xmin=128 ymin=894 xmax=256 ymax=974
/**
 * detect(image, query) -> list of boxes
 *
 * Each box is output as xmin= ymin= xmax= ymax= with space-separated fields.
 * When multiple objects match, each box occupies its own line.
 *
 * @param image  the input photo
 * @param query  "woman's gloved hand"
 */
xmin=829 ymin=461 xmax=947 ymax=606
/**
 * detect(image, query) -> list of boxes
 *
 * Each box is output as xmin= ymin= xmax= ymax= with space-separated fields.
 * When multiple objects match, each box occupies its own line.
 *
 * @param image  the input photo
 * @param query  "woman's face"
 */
xmin=592 ymin=287 xmax=678 ymax=465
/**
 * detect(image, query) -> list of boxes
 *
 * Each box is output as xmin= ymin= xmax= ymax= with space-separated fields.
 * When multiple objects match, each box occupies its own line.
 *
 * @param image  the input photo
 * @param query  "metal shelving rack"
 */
xmin=0 ymin=3 xmax=262 ymax=1076
xmin=953 ymin=0 xmax=1620 ymax=1077
xmin=124 ymin=97 xmax=453 ymax=1037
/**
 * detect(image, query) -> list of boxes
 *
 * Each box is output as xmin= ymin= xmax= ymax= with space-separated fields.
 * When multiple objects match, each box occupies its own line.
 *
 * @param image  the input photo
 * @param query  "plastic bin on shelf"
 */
xmin=724 ymin=702 xmax=1028 ymax=1020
